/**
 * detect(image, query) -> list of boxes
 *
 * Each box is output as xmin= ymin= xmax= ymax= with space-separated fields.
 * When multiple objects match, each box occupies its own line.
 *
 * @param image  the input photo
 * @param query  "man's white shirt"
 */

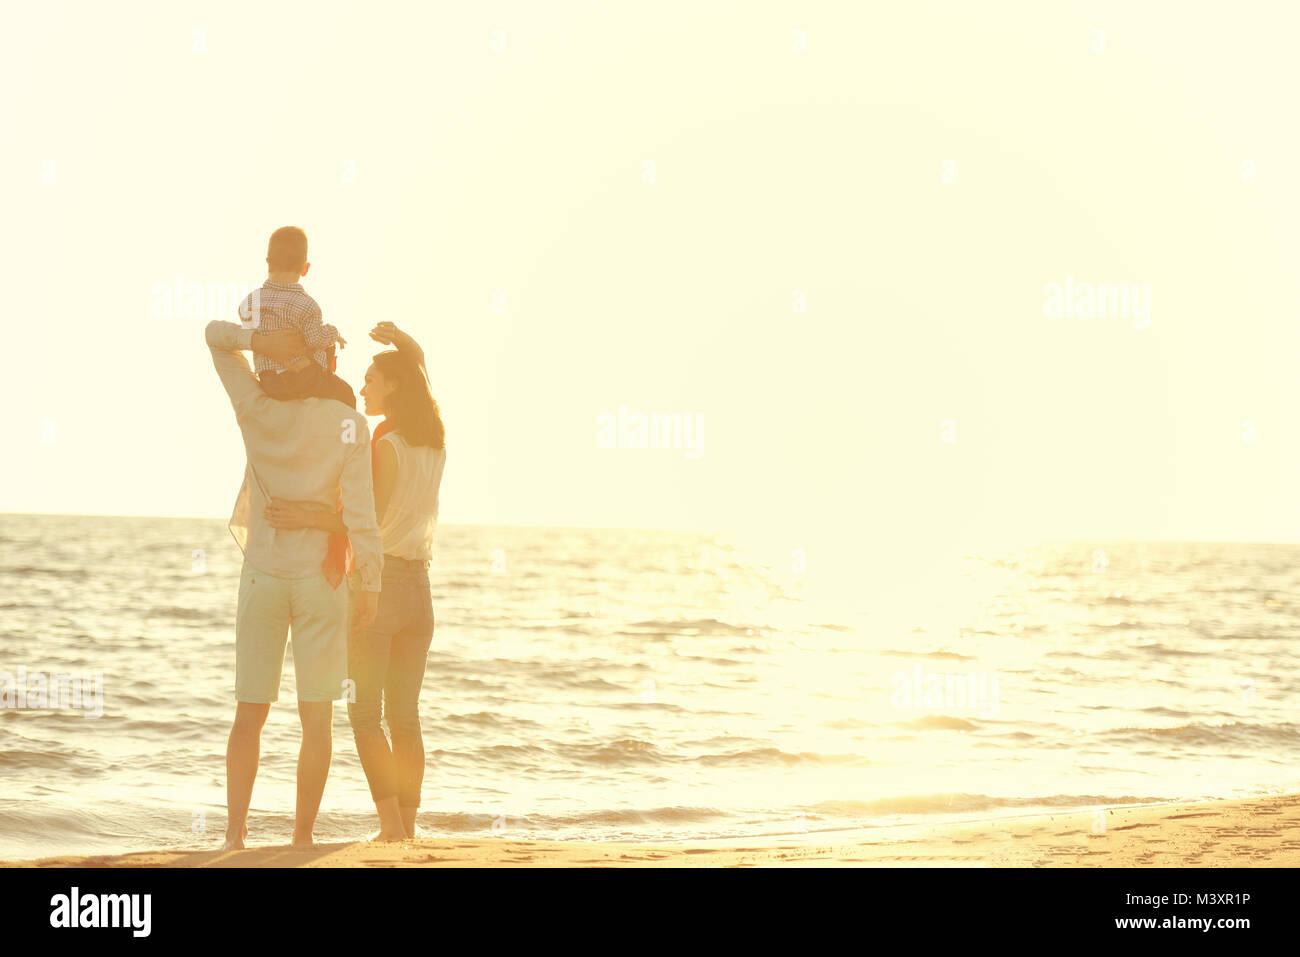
xmin=205 ymin=320 xmax=383 ymax=591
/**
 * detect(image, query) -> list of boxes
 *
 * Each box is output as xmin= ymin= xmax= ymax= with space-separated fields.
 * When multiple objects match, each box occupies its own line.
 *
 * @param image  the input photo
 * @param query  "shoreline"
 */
xmin=6 ymin=793 xmax=1299 ymax=867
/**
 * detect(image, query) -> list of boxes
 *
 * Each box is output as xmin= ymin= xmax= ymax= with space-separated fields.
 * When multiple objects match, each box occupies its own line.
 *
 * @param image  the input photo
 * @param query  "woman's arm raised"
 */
xmin=369 ymin=322 xmax=427 ymax=378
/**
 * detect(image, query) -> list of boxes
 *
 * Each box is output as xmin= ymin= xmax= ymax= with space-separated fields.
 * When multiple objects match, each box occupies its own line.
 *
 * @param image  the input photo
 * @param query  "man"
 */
xmin=205 ymin=319 xmax=383 ymax=849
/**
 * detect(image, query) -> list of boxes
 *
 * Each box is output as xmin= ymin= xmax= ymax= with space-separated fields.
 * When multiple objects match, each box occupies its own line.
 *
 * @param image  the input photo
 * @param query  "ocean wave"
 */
xmin=317 ymin=804 xmax=740 ymax=838
xmin=804 ymin=792 xmax=1175 ymax=818
xmin=441 ymin=711 xmax=544 ymax=730
xmin=880 ymin=649 xmax=977 ymax=661
xmin=694 ymin=747 xmax=874 ymax=768
xmin=1136 ymin=706 xmax=1196 ymax=717
xmin=0 ymin=747 xmax=102 ymax=771
xmin=898 ymin=715 xmax=980 ymax=731
xmin=554 ymin=675 xmax=626 ymax=691
xmin=1133 ymin=642 xmax=1211 ymax=657
xmin=569 ymin=738 xmax=665 ymax=765
xmin=142 ymin=606 xmax=221 ymax=621
xmin=1097 ymin=593 xmax=1166 ymax=606
xmin=1101 ymin=721 xmax=1298 ymax=747
xmin=5 ymin=516 xmax=1300 ymax=861
xmin=623 ymin=618 xmax=762 ymax=637
xmin=0 ymin=803 xmax=161 ymax=861
xmin=0 ymin=566 xmax=86 ymax=579
xmin=434 ymin=739 xmax=877 ymax=770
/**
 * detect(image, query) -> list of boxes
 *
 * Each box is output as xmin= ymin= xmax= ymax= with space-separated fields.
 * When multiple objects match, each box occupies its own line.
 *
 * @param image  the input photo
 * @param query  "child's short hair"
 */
xmin=267 ymin=226 xmax=308 ymax=271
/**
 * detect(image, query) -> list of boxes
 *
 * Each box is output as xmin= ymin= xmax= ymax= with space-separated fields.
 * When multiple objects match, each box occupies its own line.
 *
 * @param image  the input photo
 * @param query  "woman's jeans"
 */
xmin=347 ymin=556 xmax=434 ymax=808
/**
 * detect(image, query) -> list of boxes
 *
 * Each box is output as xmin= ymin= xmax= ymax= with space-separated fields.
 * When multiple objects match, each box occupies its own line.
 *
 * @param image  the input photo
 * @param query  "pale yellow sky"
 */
xmin=2 ymin=1 xmax=1298 ymax=547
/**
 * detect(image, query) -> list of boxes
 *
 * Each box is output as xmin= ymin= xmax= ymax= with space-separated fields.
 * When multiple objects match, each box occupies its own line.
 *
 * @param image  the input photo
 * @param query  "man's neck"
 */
xmin=267 ymin=271 xmax=302 ymax=284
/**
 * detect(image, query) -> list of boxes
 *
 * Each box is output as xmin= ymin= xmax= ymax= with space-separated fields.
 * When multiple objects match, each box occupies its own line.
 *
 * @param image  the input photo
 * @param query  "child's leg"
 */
xmin=257 ymin=363 xmax=356 ymax=409
xmin=320 ymin=370 xmax=357 ymax=409
xmin=258 ymin=370 xmax=295 ymax=399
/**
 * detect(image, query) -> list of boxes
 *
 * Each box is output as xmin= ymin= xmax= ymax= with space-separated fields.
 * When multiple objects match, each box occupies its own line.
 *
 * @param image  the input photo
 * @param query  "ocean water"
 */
xmin=1 ymin=513 xmax=1298 ymax=861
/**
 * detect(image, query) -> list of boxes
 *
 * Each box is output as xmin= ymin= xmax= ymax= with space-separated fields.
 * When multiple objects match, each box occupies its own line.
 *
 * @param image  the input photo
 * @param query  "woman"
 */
xmin=264 ymin=321 xmax=447 ymax=840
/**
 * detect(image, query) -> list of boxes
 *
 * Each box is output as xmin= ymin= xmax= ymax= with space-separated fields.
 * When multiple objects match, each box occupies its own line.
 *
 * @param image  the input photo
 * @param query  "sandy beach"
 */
xmin=6 ymin=793 xmax=1298 ymax=868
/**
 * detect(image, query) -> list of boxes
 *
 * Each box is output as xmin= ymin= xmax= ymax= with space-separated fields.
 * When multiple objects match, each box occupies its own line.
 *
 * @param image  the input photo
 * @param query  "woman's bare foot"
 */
xmin=399 ymin=806 xmax=418 ymax=839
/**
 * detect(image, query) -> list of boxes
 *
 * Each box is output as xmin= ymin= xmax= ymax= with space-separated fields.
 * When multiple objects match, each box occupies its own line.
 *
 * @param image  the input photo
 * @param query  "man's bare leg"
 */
xmin=292 ymin=700 xmax=333 ymax=847
xmin=225 ymin=701 xmax=271 ymax=849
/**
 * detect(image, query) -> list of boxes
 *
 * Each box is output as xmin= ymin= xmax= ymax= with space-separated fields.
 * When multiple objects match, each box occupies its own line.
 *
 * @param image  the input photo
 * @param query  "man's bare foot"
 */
xmin=222 ymin=822 xmax=249 ymax=850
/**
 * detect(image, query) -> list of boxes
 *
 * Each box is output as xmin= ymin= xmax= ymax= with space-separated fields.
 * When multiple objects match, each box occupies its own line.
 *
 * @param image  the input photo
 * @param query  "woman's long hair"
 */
xmin=372 ymin=350 xmax=445 ymax=449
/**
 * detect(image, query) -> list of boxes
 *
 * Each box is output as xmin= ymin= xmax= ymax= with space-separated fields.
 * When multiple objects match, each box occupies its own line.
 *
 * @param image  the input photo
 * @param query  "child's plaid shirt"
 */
xmin=237 ymin=280 xmax=339 ymax=374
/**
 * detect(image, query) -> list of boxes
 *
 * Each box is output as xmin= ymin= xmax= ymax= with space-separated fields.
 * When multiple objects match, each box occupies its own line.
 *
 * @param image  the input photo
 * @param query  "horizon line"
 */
xmin=2 ymin=510 xmax=1299 ymax=548
xmin=0 ymin=509 xmax=720 ymax=537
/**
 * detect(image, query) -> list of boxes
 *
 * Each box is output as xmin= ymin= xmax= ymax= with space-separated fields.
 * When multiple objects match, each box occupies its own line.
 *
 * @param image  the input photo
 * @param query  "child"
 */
xmin=237 ymin=226 xmax=357 ymax=408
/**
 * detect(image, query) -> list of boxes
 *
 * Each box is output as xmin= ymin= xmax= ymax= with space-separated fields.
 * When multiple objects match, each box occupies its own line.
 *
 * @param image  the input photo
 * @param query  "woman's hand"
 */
xmin=263 ymin=498 xmax=319 ymax=531
xmin=251 ymin=330 xmax=308 ymax=367
xmin=369 ymin=322 xmax=426 ymax=373
xmin=369 ymin=322 xmax=399 ymax=345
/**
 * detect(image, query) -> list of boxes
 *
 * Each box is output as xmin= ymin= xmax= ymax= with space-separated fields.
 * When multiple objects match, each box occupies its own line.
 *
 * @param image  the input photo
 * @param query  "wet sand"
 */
xmin=5 ymin=793 xmax=1299 ymax=867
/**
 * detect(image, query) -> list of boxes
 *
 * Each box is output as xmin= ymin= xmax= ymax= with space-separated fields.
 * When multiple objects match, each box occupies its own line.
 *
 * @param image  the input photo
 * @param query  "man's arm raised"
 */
xmin=205 ymin=321 xmax=261 ymax=419
xmin=205 ymin=320 xmax=308 ymax=419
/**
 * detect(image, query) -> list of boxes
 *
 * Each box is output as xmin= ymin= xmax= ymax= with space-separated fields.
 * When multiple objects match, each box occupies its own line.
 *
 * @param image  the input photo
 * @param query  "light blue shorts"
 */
xmin=234 ymin=561 xmax=348 ymax=703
